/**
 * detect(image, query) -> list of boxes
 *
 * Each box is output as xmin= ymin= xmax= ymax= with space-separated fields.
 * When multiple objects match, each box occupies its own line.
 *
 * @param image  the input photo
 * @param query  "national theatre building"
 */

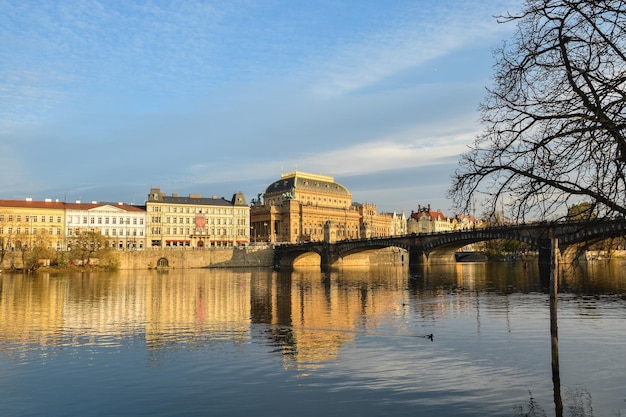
xmin=250 ymin=171 xmax=392 ymax=244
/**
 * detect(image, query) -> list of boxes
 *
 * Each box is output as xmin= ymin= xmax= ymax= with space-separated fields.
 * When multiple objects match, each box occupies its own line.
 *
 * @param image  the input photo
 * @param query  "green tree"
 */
xmin=566 ymin=201 xmax=598 ymax=221
xmin=450 ymin=1 xmax=626 ymax=221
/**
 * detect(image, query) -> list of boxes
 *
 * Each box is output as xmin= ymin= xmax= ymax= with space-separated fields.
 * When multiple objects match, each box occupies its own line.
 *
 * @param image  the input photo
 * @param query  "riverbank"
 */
xmin=0 ymin=247 xmax=275 ymax=272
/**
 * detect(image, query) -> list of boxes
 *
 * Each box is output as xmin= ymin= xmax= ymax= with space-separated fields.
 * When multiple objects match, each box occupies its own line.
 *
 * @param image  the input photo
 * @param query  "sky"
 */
xmin=1 ymin=0 xmax=522 ymax=215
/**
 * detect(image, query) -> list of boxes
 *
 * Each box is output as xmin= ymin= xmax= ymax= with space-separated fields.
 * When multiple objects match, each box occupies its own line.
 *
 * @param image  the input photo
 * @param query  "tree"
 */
xmin=70 ymin=231 xmax=111 ymax=266
xmin=450 ymin=1 xmax=626 ymax=221
xmin=566 ymin=201 xmax=598 ymax=220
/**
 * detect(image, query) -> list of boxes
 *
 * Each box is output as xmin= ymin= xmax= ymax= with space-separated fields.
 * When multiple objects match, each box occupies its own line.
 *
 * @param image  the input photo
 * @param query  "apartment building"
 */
xmin=146 ymin=188 xmax=249 ymax=248
xmin=65 ymin=201 xmax=147 ymax=250
xmin=0 ymin=199 xmax=65 ymax=251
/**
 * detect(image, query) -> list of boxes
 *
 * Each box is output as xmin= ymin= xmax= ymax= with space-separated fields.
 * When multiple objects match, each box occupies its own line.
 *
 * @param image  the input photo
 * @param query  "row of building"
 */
xmin=0 ymin=171 xmax=480 ymax=251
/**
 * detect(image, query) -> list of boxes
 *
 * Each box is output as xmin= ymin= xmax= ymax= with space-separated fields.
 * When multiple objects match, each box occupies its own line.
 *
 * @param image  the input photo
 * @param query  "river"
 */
xmin=0 ymin=261 xmax=625 ymax=417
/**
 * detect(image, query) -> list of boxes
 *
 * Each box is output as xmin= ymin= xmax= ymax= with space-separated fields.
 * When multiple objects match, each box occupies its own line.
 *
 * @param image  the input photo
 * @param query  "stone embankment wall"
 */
xmin=119 ymin=247 xmax=274 ymax=270
xmin=0 ymin=247 xmax=275 ymax=271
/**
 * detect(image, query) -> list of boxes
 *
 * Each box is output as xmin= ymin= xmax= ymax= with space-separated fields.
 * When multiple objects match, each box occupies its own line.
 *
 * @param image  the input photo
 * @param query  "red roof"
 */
xmin=0 ymin=199 xmax=145 ymax=212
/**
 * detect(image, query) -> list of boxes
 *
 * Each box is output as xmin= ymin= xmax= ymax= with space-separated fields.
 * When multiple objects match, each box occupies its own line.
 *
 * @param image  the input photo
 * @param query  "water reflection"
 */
xmin=1 ymin=262 xmax=625 ymax=416
xmin=1 ymin=262 xmax=624 ymax=358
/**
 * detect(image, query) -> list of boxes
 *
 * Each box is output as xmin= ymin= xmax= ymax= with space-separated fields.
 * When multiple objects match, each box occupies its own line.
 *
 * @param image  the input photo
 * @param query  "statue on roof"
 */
xmin=282 ymin=187 xmax=295 ymax=200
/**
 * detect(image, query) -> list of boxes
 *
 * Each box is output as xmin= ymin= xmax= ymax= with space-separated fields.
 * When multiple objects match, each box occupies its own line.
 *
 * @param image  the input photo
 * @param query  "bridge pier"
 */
xmin=320 ymin=244 xmax=340 ymax=271
xmin=409 ymin=246 xmax=427 ymax=268
xmin=538 ymin=237 xmax=559 ymax=288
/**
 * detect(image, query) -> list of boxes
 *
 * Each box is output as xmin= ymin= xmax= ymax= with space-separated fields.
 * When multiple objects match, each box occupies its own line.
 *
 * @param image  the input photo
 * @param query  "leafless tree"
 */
xmin=450 ymin=0 xmax=626 ymax=221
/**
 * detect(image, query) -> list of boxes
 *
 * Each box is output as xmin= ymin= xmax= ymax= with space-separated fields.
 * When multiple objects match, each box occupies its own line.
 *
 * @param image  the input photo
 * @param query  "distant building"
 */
xmin=407 ymin=204 xmax=455 ymax=234
xmin=382 ymin=210 xmax=407 ymax=236
xmin=250 ymin=171 xmax=393 ymax=244
xmin=146 ymin=188 xmax=249 ymax=248
xmin=454 ymin=214 xmax=482 ymax=230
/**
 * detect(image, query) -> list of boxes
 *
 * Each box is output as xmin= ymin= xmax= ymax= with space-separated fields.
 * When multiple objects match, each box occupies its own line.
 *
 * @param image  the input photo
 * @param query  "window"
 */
xmin=57 ymin=228 xmax=61 ymax=235
xmin=105 ymin=217 xmax=109 ymax=224
xmin=83 ymin=217 xmax=88 ymax=224
xmin=7 ymin=227 xmax=12 ymax=234
xmin=24 ymin=216 xmax=28 ymax=222
xmin=57 ymin=216 xmax=61 ymax=223
xmin=112 ymin=218 xmax=117 ymax=224
xmin=8 ymin=215 xmax=13 ymax=221
xmin=0 ymin=215 xmax=3 ymax=221
xmin=90 ymin=218 xmax=95 ymax=224
xmin=49 ymin=216 xmax=53 ymax=222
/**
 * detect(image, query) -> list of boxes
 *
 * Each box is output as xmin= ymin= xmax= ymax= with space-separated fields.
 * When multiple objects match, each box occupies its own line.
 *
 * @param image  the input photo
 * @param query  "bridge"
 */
xmin=274 ymin=219 xmax=626 ymax=270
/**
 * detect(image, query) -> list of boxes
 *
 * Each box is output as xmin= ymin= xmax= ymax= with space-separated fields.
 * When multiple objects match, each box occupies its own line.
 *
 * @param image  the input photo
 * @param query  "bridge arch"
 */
xmin=274 ymin=245 xmax=324 ymax=269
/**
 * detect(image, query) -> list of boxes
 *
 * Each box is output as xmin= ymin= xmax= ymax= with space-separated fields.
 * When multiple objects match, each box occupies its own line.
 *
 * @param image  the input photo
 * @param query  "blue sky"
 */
xmin=1 ymin=0 xmax=521 ymax=215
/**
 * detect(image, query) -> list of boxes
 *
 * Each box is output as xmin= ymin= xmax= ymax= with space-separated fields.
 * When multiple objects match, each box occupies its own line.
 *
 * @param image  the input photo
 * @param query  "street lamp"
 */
xmin=263 ymin=222 xmax=268 ymax=242
xmin=250 ymin=226 xmax=256 ymax=243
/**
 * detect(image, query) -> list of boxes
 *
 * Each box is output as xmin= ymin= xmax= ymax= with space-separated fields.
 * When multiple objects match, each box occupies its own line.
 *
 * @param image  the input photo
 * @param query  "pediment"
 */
xmin=87 ymin=205 xmax=128 ymax=214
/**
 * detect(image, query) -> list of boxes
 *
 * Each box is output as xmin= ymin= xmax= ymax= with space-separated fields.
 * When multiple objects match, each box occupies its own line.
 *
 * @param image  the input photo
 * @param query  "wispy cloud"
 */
xmin=309 ymin=1 xmax=516 ymax=97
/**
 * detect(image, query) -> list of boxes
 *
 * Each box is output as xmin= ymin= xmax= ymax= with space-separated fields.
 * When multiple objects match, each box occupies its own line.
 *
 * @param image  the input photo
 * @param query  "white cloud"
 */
xmin=309 ymin=1 xmax=516 ymax=97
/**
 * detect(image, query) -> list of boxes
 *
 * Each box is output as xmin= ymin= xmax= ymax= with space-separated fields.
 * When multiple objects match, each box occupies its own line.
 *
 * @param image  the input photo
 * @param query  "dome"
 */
xmin=265 ymin=171 xmax=351 ymax=197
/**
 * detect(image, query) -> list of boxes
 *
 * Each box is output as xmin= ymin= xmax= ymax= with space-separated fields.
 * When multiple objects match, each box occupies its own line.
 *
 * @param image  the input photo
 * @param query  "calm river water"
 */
xmin=1 ymin=261 xmax=625 ymax=417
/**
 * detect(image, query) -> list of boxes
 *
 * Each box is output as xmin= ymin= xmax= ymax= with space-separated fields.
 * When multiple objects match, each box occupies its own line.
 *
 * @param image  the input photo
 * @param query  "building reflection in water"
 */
xmin=0 ymin=261 xmax=623 ymax=376
xmin=250 ymin=265 xmax=408 ymax=372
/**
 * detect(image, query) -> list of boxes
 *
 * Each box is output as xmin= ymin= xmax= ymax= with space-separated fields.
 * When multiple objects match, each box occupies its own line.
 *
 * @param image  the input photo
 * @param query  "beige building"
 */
xmin=407 ymin=204 xmax=456 ymax=234
xmin=250 ymin=171 xmax=393 ymax=244
xmin=0 ymin=199 xmax=66 ymax=251
xmin=146 ymin=188 xmax=249 ymax=248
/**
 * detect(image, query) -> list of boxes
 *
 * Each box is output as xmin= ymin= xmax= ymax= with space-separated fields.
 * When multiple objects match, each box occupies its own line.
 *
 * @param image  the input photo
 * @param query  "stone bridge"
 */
xmin=274 ymin=219 xmax=626 ymax=270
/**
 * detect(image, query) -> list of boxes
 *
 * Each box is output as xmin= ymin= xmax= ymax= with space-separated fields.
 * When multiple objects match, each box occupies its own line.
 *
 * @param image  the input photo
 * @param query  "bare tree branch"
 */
xmin=450 ymin=0 xmax=626 ymax=221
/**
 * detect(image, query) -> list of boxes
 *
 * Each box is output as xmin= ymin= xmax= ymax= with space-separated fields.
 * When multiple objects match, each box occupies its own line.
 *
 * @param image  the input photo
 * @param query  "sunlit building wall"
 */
xmin=250 ymin=171 xmax=394 ymax=244
xmin=146 ymin=188 xmax=249 ymax=248
xmin=0 ymin=199 xmax=66 ymax=251
xmin=65 ymin=202 xmax=147 ymax=250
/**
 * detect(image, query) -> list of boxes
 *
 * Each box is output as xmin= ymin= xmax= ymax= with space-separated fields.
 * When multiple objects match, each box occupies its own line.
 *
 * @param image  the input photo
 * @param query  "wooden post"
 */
xmin=549 ymin=236 xmax=563 ymax=417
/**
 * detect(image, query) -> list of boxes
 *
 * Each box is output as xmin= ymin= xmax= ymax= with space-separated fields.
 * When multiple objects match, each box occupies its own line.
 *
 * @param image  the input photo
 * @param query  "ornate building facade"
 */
xmin=250 ymin=171 xmax=393 ymax=244
xmin=146 ymin=188 xmax=249 ymax=248
xmin=407 ymin=204 xmax=456 ymax=234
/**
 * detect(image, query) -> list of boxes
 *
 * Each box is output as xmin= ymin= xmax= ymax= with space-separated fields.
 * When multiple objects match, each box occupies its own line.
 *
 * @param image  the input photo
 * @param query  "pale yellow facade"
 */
xmin=0 ymin=199 xmax=66 ymax=251
xmin=146 ymin=188 xmax=250 ymax=248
